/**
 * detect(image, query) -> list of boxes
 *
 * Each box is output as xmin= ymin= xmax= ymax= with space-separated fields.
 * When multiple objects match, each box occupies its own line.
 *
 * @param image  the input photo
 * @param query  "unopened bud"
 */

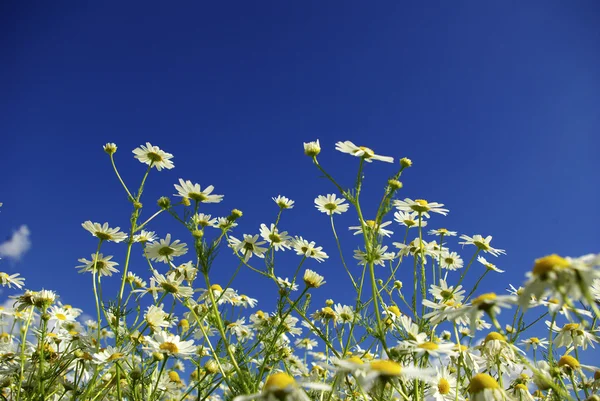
xmin=400 ymin=157 xmax=412 ymax=168
xmin=229 ymin=209 xmax=243 ymax=220
xmin=325 ymin=299 xmax=334 ymax=306
xmin=192 ymin=230 xmax=204 ymax=240
xmin=103 ymin=143 xmax=117 ymax=155
xmin=157 ymin=197 xmax=171 ymax=209
xmin=393 ymin=280 xmax=403 ymax=290
xmin=388 ymin=179 xmax=403 ymax=191
xmin=303 ymin=140 xmax=321 ymax=157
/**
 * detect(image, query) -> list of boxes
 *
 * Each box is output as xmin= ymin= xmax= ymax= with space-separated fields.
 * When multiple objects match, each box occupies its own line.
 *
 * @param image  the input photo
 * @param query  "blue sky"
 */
xmin=1 ymin=2 xmax=599 ymax=321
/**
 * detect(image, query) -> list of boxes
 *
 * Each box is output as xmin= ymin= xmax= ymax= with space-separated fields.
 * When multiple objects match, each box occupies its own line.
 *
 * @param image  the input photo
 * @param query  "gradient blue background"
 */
xmin=1 ymin=2 xmax=599 ymax=324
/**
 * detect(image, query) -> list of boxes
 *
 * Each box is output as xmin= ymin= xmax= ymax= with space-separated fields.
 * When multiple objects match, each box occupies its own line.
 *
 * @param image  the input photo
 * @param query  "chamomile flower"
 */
xmin=459 ymin=234 xmax=506 ymax=257
xmin=303 ymin=269 xmax=326 ymax=288
xmin=233 ymin=372 xmax=330 ymax=401
xmin=0 ymin=272 xmax=25 ymax=289
xmin=145 ymin=331 xmax=196 ymax=359
xmin=152 ymin=270 xmax=194 ymax=299
xmin=76 ymin=253 xmax=119 ymax=277
xmin=197 ymin=284 xmax=239 ymax=305
xmin=468 ymin=373 xmax=506 ymax=401
xmin=394 ymin=211 xmax=426 ymax=228
xmin=428 ymin=228 xmax=457 ymax=237
xmin=48 ymin=306 xmax=77 ymax=323
xmin=520 ymin=337 xmax=548 ymax=351
xmin=145 ymin=234 xmax=188 ymax=263
xmin=232 ymin=294 xmax=258 ymax=308
xmin=405 ymin=339 xmax=457 ymax=358
xmin=145 ymin=305 xmax=170 ymax=331
xmin=358 ymin=359 xmax=436 ymax=392
xmin=546 ymin=321 xmax=598 ymax=350
xmin=394 ymin=198 xmax=449 ymax=218
xmin=229 ymin=234 xmax=268 ymax=262
xmin=273 ymin=195 xmax=295 ymax=209
xmin=439 ymin=251 xmax=464 ymax=271
xmin=353 ymin=245 xmax=395 ymax=266
xmin=276 ymin=277 xmax=299 ymax=292
xmin=191 ymin=213 xmax=218 ymax=228
xmin=314 ymin=194 xmax=349 ymax=215
xmin=295 ymin=338 xmax=318 ymax=350
xmin=335 ymin=140 xmax=394 ymax=163
xmin=291 ymin=237 xmax=328 ymax=262
xmin=303 ymin=139 xmax=321 ymax=157
xmin=426 ymin=366 xmax=464 ymax=401
xmin=132 ymin=142 xmax=174 ymax=170
xmin=174 ymin=179 xmax=224 ymax=203
xmin=133 ymin=230 xmax=157 ymax=243
xmin=259 ymin=224 xmax=291 ymax=251
xmin=93 ymin=345 xmax=128 ymax=365
xmin=429 ymin=280 xmax=465 ymax=303
xmin=349 ymin=220 xmax=394 ymax=237
xmin=478 ymin=256 xmax=505 ymax=273
xmin=81 ymin=221 xmax=128 ymax=243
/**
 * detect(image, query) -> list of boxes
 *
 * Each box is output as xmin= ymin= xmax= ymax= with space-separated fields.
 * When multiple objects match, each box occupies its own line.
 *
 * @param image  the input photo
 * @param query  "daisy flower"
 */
xmin=145 ymin=305 xmax=170 ymax=331
xmin=546 ymin=321 xmax=598 ymax=350
xmin=468 ymin=373 xmax=506 ymax=401
xmin=145 ymin=234 xmax=188 ymax=263
xmin=276 ymin=277 xmax=299 ymax=292
xmin=47 ymin=305 xmax=77 ymax=323
xmin=426 ymin=366 xmax=464 ymax=401
xmin=429 ymin=280 xmax=465 ymax=303
xmin=76 ymin=253 xmax=119 ymax=277
xmin=439 ymin=251 xmax=464 ymax=271
xmin=152 ymin=270 xmax=194 ymax=299
xmin=259 ymin=224 xmax=291 ymax=251
xmin=358 ymin=360 xmax=435 ymax=392
xmin=404 ymin=339 xmax=457 ymax=358
xmin=459 ymin=234 xmax=506 ymax=257
xmin=173 ymin=179 xmax=223 ymax=203
xmin=132 ymin=142 xmax=174 ymax=170
xmin=197 ymin=284 xmax=239 ymax=305
xmin=133 ymin=230 xmax=157 ymax=243
xmin=273 ymin=195 xmax=295 ymax=209
xmin=229 ymin=234 xmax=268 ymax=262
xmin=191 ymin=213 xmax=218 ymax=228
xmin=428 ymin=228 xmax=457 ymax=236
xmin=394 ymin=198 xmax=449 ymax=218
xmin=349 ymin=220 xmax=394 ymax=237
xmin=291 ymin=237 xmax=328 ymax=262
xmin=333 ymin=304 xmax=355 ymax=325
xmin=145 ymin=331 xmax=196 ymax=359
xmin=520 ymin=337 xmax=548 ymax=351
xmin=335 ymin=140 xmax=394 ymax=163
xmin=233 ymin=372 xmax=330 ymax=401
xmin=394 ymin=211 xmax=426 ymax=228
xmin=295 ymin=338 xmax=318 ymax=350
xmin=93 ymin=345 xmax=128 ymax=365
xmin=0 ymin=272 xmax=25 ymax=289
xmin=353 ymin=245 xmax=395 ymax=266
xmin=81 ymin=221 xmax=128 ymax=243
xmin=314 ymin=194 xmax=349 ymax=215
xmin=303 ymin=269 xmax=325 ymax=288
xmin=477 ymin=256 xmax=505 ymax=273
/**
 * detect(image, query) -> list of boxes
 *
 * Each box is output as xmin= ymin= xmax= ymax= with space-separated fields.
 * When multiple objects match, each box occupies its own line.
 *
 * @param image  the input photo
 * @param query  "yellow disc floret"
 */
xmin=370 ymin=360 xmax=402 ymax=376
xmin=264 ymin=373 xmax=297 ymax=392
xmin=469 ymin=373 xmax=500 ymax=394
xmin=532 ymin=254 xmax=569 ymax=276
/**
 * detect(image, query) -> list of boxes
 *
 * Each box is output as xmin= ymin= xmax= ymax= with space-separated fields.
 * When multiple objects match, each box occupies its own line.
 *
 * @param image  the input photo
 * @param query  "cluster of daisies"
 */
xmin=0 ymin=140 xmax=599 ymax=401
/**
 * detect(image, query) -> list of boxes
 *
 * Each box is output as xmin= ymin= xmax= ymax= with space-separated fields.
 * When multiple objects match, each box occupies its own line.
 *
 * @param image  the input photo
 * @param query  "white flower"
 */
xmin=145 ymin=305 xmax=170 ymax=331
xmin=459 ymin=234 xmax=506 ymax=257
xmin=429 ymin=280 xmax=465 ymax=303
xmin=394 ymin=198 xmax=449 ymax=218
xmin=197 ymin=284 xmax=239 ymax=305
xmin=314 ymin=194 xmax=349 ymax=215
xmin=426 ymin=366 xmax=463 ymax=401
xmin=439 ymin=251 xmax=464 ymax=271
xmin=335 ymin=141 xmax=393 ymax=163
xmin=428 ymin=228 xmax=457 ymax=236
xmin=403 ymin=339 xmax=456 ymax=358
xmin=76 ymin=253 xmax=119 ymax=277
xmin=468 ymin=373 xmax=506 ymax=401
xmin=82 ymin=221 xmax=128 ymax=243
xmin=477 ymin=256 xmax=505 ymax=273
xmin=132 ymin=142 xmax=174 ymax=170
xmin=229 ymin=234 xmax=268 ymax=262
xmin=546 ymin=321 xmax=598 ymax=350
xmin=174 ymin=179 xmax=223 ymax=203
xmin=145 ymin=234 xmax=188 ymax=263
xmin=276 ymin=277 xmax=299 ymax=292
xmin=303 ymin=269 xmax=325 ymax=288
xmin=259 ymin=224 xmax=291 ymax=251
xmin=145 ymin=331 xmax=196 ymax=359
xmin=133 ymin=230 xmax=157 ymax=243
xmin=349 ymin=220 xmax=393 ymax=237
xmin=191 ymin=213 xmax=218 ymax=228
xmin=93 ymin=345 xmax=128 ymax=365
xmin=295 ymin=338 xmax=318 ymax=350
xmin=358 ymin=360 xmax=435 ymax=392
xmin=152 ymin=269 xmax=194 ymax=299
xmin=394 ymin=211 xmax=426 ymax=228
xmin=353 ymin=245 xmax=395 ymax=266
xmin=48 ymin=306 xmax=77 ymax=323
xmin=226 ymin=318 xmax=254 ymax=341
xmin=333 ymin=304 xmax=355 ymax=325
xmin=233 ymin=372 xmax=330 ymax=401
xmin=273 ymin=195 xmax=295 ymax=209
xmin=0 ymin=272 xmax=25 ymax=289
xmin=520 ymin=337 xmax=548 ymax=351
xmin=291 ymin=237 xmax=328 ymax=262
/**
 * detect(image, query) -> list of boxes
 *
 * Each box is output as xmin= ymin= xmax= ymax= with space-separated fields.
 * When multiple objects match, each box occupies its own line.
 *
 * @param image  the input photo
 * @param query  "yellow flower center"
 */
xmin=411 ymin=199 xmax=430 ymax=213
xmin=357 ymin=146 xmax=375 ymax=158
xmin=321 ymin=307 xmax=336 ymax=319
xmin=56 ymin=313 xmax=67 ymax=321
xmin=159 ymin=342 xmax=179 ymax=354
xmin=388 ymin=306 xmax=401 ymax=317
xmin=515 ymin=384 xmax=529 ymax=392
xmin=558 ymin=355 xmax=580 ymax=370
xmin=472 ymin=292 xmax=497 ymax=305
xmin=168 ymin=371 xmax=182 ymax=384
xmin=532 ymin=254 xmax=569 ymax=276
xmin=563 ymin=323 xmax=580 ymax=331
xmin=264 ymin=373 xmax=297 ymax=392
xmin=438 ymin=378 xmax=451 ymax=394
xmin=529 ymin=337 xmax=540 ymax=344
xmin=347 ymin=356 xmax=364 ymax=365
xmin=485 ymin=332 xmax=506 ymax=343
xmin=418 ymin=342 xmax=439 ymax=351
xmin=469 ymin=373 xmax=500 ymax=394
xmin=210 ymin=284 xmax=223 ymax=292
xmin=370 ymin=360 xmax=402 ymax=376
xmin=147 ymin=152 xmax=164 ymax=162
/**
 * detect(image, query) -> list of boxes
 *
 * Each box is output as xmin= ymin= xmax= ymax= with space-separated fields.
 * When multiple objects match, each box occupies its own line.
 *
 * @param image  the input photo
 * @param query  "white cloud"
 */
xmin=0 ymin=225 xmax=31 ymax=261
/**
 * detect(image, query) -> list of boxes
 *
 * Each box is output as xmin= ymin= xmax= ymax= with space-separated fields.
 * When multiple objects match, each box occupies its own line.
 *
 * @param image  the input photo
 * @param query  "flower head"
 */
xmin=82 ymin=221 xmax=128 ymax=243
xmin=174 ymin=179 xmax=223 ymax=203
xmin=132 ymin=142 xmax=174 ymax=170
xmin=335 ymin=140 xmax=393 ymax=163
xmin=314 ymin=194 xmax=349 ymax=216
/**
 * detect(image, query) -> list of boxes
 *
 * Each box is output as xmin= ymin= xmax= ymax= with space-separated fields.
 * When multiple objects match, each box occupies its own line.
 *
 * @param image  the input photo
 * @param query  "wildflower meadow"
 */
xmin=1 ymin=140 xmax=599 ymax=401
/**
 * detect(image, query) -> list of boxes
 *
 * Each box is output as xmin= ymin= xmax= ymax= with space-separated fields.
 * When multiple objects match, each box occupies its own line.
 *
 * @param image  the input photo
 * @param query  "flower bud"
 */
xmin=133 ymin=201 xmax=143 ymax=210
xmin=393 ymin=280 xmax=403 ymax=290
xmin=229 ymin=209 xmax=243 ymax=220
xmin=325 ymin=299 xmax=334 ymax=306
xmin=388 ymin=179 xmax=403 ymax=191
xmin=157 ymin=197 xmax=171 ymax=209
xmin=192 ymin=230 xmax=204 ymax=240
xmin=103 ymin=143 xmax=117 ymax=155
xmin=303 ymin=140 xmax=321 ymax=157
xmin=400 ymin=157 xmax=412 ymax=168
xmin=152 ymin=352 xmax=164 ymax=362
